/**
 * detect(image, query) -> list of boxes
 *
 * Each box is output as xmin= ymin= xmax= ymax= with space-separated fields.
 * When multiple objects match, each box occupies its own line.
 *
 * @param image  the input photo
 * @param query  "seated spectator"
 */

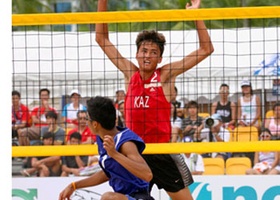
xmin=265 ymin=102 xmax=280 ymax=140
xmin=200 ymin=113 xmax=231 ymax=161
xmin=246 ymin=128 xmax=280 ymax=175
xmin=61 ymin=132 xmax=89 ymax=177
xmin=61 ymin=89 xmax=87 ymax=129
xmin=18 ymin=88 xmax=57 ymax=146
xmin=21 ymin=132 xmax=61 ymax=177
xmin=237 ymin=80 xmax=261 ymax=131
xmin=211 ymin=83 xmax=236 ymax=130
xmin=41 ymin=111 xmax=65 ymax=145
xmin=12 ymin=90 xmax=30 ymax=145
xmin=181 ymin=137 xmax=204 ymax=175
xmin=116 ymin=100 xmax=125 ymax=128
xmin=170 ymin=103 xmax=182 ymax=142
xmin=66 ymin=110 xmax=96 ymax=144
xmin=171 ymin=86 xmax=185 ymax=119
xmin=181 ymin=101 xmax=204 ymax=142
xmin=114 ymin=89 xmax=125 ymax=109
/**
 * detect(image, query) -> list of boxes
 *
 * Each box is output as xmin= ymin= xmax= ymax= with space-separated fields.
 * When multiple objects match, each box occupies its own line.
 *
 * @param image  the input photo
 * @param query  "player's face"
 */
xmin=136 ymin=41 xmax=162 ymax=72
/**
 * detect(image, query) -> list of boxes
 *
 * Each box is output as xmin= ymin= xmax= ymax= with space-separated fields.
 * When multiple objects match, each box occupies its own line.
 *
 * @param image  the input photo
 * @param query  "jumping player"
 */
xmin=95 ymin=0 xmax=214 ymax=199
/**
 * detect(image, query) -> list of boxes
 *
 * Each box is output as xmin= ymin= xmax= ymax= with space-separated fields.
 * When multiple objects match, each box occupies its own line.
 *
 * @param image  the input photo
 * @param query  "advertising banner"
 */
xmin=12 ymin=176 xmax=280 ymax=200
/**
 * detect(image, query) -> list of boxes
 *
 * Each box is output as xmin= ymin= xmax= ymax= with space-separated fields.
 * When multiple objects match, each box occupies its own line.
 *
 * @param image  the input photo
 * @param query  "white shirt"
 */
xmin=182 ymin=153 xmax=205 ymax=173
xmin=171 ymin=117 xmax=182 ymax=129
xmin=200 ymin=126 xmax=230 ymax=142
xmin=200 ymin=126 xmax=230 ymax=157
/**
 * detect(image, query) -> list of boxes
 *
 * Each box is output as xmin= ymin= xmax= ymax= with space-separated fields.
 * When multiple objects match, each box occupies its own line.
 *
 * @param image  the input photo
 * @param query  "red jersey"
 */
xmin=125 ymin=69 xmax=171 ymax=143
xmin=67 ymin=127 xmax=96 ymax=143
xmin=12 ymin=104 xmax=30 ymax=126
xmin=31 ymin=106 xmax=56 ymax=127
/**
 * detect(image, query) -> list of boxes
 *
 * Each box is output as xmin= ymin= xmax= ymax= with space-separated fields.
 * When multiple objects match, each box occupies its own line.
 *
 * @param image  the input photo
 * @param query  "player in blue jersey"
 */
xmin=59 ymin=96 xmax=154 ymax=200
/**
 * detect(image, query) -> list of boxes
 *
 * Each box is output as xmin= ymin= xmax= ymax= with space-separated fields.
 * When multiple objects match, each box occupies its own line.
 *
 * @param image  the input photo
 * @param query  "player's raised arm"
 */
xmin=95 ymin=0 xmax=138 ymax=83
xmin=161 ymin=0 xmax=214 ymax=80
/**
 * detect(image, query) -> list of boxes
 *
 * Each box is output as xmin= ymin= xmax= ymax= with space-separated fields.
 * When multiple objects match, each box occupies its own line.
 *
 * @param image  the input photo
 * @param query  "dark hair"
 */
xmin=261 ymin=127 xmax=272 ymax=136
xmin=42 ymin=131 xmax=54 ymax=140
xmin=70 ymin=132 xmax=82 ymax=141
xmin=273 ymin=102 xmax=280 ymax=111
xmin=116 ymin=89 xmax=125 ymax=95
xmin=12 ymin=90 xmax=21 ymax=98
xmin=87 ymin=96 xmax=116 ymax=130
xmin=219 ymin=83 xmax=229 ymax=89
xmin=187 ymin=100 xmax=199 ymax=109
xmin=76 ymin=110 xmax=87 ymax=118
xmin=174 ymin=86 xmax=178 ymax=93
xmin=136 ymin=30 xmax=166 ymax=57
xmin=45 ymin=111 xmax=57 ymax=120
xmin=39 ymin=88 xmax=50 ymax=96
xmin=171 ymin=103 xmax=177 ymax=123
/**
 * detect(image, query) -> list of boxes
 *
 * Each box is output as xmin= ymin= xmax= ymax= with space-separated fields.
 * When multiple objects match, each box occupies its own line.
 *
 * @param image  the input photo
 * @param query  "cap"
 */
xmin=241 ymin=80 xmax=251 ymax=87
xmin=210 ymin=113 xmax=222 ymax=127
xmin=70 ymin=89 xmax=81 ymax=97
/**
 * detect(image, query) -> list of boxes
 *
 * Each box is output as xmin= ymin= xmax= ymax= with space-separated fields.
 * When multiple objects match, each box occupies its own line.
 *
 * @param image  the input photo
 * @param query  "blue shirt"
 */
xmin=97 ymin=127 xmax=149 ymax=195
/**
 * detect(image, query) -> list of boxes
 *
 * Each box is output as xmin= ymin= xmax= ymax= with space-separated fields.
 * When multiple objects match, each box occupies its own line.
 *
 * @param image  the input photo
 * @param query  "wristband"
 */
xmin=71 ymin=182 xmax=76 ymax=191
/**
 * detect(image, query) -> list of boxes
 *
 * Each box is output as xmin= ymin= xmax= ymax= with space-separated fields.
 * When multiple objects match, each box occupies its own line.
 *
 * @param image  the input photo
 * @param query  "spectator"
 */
xmin=18 ymin=88 xmax=57 ymax=146
xmin=170 ymin=103 xmax=182 ymax=142
xmin=66 ymin=110 xmax=96 ymax=144
xmin=61 ymin=132 xmax=89 ymax=177
xmin=181 ymin=101 xmax=204 ymax=142
xmin=171 ymin=86 xmax=185 ymax=119
xmin=181 ymin=137 xmax=205 ymax=175
xmin=246 ymin=128 xmax=280 ymax=175
xmin=237 ymin=80 xmax=261 ymax=130
xmin=41 ymin=111 xmax=65 ymax=145
xmin=61 ymin=89 xmax=87 ymax=129
xmin=12 ymin=90 xmax=30 ymax=144
xmin=200 ymin=113 xmax=231 ymax=161
xmin=114 ymin=89 xmax=125 ymax=109
xmin=211 ymin=83 xmax=236 ymax=130
xmin=265 ymin=102 xmax=280 ymax=140
xmin=30 ymin=132 xmax=61 ymax=177
xmin=116 ymin=100 xmax=126 ymax=128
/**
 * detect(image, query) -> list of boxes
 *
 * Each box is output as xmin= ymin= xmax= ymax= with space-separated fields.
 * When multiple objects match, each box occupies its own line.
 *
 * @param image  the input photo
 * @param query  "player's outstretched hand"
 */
xmin=186 ymin=0 xmax=201 ymax=9
xmin=58 ymin=184 xmax=74 ymax=200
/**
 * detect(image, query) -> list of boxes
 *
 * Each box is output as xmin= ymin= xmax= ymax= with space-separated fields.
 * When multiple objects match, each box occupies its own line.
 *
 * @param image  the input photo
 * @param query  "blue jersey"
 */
xmin=97 ymin=127 xmax=149 ymax=195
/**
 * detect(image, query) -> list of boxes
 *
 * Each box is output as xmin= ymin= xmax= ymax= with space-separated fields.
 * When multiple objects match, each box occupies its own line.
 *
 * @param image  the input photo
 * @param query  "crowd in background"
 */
xmin=12 ymin=80 xmax=280 ymax=177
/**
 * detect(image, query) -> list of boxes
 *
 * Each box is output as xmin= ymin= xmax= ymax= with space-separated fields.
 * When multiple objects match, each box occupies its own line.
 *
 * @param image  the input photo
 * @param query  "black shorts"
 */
xmin=143 ymin=154 xmax=194 ymax=193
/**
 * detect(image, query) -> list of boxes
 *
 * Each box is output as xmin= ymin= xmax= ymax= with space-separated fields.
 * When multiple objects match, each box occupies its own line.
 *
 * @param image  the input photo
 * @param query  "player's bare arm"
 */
xmin=59 ymin=170 xmax=109 ymax=200
xmin=95 ymin=0 xmax=138 ymax=86
xmin=103 ymin=135 xmax=152 ymax=182
xmin=161 ymin=0 xmax=214 ymax=95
